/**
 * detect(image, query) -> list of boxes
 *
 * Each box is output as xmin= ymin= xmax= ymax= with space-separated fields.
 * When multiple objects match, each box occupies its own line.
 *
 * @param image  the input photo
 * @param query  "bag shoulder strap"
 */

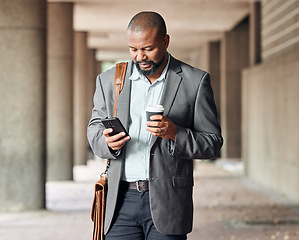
xmin=113 ymin=62 xmax=128 ymax=117
xmin=105 ymin=62 xmax=128 ymax=169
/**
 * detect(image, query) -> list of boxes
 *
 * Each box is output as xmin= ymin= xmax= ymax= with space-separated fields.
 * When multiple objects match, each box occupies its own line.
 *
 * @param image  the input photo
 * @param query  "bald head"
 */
xmin=127 ymin=11 xmax=167 ymax=40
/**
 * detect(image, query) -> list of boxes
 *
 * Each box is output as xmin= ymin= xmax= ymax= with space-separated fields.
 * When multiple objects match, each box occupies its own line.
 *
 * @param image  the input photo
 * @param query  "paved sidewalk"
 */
xmin=192 ymin=160 xmax=299 ymax=240
xmin=0 ymin=159 xmax=299 ymax=240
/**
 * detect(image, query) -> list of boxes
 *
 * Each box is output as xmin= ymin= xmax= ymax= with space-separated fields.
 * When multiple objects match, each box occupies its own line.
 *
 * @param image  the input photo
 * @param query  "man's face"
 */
xmin=127 ymin=28 xmax=169 ymax=76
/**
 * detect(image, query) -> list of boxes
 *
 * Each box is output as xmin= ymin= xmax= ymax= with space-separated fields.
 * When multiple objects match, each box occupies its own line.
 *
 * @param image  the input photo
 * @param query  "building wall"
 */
xmin=242 ymin=47 xmax=299 ymax=202
xmin=261 ymin=0 xmax=299 ymax=61
xmin=243 ymin=0 xmax=299 ymax=202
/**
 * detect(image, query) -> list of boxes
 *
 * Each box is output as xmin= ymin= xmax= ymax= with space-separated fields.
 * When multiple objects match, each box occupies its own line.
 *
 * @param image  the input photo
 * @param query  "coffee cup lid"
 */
xmin=146 ymin=104 xmax=164 ymax=112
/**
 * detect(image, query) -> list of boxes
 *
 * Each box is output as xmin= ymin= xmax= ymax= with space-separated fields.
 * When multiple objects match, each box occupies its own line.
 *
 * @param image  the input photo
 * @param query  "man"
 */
xmin=87 ymin=11 xmax=223 ymax=240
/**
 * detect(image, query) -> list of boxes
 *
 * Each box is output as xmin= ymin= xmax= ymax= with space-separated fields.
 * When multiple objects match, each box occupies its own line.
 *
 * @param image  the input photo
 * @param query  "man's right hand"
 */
xmin=103 ymin=128 xmax=131 ymax=151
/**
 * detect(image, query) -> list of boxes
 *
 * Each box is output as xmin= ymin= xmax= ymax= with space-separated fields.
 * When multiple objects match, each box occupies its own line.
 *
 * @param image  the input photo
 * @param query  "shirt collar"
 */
xmin=130 ymin=53 xmax=170 ymax=82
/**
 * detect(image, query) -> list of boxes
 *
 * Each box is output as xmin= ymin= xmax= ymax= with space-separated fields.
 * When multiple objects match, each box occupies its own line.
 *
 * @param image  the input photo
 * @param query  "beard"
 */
xmin=135 ymin=56 xmax=165 ymax=76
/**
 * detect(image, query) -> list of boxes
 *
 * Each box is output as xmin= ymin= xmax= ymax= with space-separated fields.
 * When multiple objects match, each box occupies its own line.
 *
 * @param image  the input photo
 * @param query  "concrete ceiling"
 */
xmin=48 ymin=0 xmax=256 ymax=61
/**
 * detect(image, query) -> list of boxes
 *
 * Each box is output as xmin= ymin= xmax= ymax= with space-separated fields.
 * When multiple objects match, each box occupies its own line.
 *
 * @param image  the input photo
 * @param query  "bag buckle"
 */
xmin=136 ymin=181 xmax=142 ymax=192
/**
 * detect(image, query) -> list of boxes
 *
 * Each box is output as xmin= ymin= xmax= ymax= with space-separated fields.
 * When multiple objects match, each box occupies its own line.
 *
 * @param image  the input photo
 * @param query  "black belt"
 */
xmin=121 ymin=180 xmax=149 ymax=192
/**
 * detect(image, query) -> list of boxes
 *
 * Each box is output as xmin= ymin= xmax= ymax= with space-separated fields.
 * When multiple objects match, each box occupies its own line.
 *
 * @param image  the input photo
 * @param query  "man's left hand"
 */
xmin=146 ymin=115 xmax=177 ymax=141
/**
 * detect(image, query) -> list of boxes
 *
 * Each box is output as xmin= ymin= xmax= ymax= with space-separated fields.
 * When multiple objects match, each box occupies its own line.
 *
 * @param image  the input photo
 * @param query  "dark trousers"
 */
xmin=105 ymin=186 xmax=187 ymax=240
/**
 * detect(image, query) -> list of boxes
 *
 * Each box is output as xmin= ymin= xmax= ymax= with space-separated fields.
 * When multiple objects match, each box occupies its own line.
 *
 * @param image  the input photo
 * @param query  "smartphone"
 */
xmin=101 ymin=117 xmax=129 ymax=137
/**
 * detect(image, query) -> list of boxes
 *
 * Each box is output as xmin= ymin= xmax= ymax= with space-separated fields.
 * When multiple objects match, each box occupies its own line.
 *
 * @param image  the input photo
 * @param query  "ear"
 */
xmin=163 ymin=34 xmax=170 ymax=49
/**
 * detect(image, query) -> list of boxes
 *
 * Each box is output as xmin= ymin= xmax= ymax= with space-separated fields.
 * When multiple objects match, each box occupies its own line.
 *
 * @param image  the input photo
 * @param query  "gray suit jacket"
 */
xmin=87 ymin=56 xmax=223 ymax=235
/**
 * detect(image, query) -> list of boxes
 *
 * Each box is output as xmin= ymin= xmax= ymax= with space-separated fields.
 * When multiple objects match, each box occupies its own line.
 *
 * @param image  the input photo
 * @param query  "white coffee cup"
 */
xmin=146 ymin=104 xmax=164 ymax=121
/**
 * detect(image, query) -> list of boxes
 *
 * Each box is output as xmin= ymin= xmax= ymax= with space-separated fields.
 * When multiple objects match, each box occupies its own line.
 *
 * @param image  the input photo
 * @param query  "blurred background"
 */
xmin=0 ymin=0 xmax=299 ymax=239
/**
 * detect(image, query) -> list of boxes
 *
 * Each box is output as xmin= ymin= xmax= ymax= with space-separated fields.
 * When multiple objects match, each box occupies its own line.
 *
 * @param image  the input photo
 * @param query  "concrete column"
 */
xmin=87 ymin=59 xmax=102 ymax=121
xmin=201 ymin=42 xmax=221 ymax=114
xmin=47 ymin=3 xmax=74 ymax=181
xmin=95 ymin=61 xmax=102 ymax=78
xmin=220 ymin=17 xmax=249 ymax=158
xmin=249 ymin=1 xmax=261 ymax=66
xmin=73 ymin=31 xmax=88 ymax=165
xmin=0 ymin=0 xmax=47 ymax=211
xmin=86 ymin=49 xmax=97 ymax=161
xmin=187 ymin=49 xmax=202 ymax=67
xmin=87 ymin=49 xmax=97 ymax=119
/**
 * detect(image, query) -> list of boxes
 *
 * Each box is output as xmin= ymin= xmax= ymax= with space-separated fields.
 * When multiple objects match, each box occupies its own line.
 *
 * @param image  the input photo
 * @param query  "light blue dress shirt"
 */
xmin=122 ymin=56 xmax=170 ymax=182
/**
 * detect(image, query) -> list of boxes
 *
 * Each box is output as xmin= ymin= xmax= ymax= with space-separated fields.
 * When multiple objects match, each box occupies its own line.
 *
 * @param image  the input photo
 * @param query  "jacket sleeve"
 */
xmin=169 ymin=73 xmax=223 ymax=159
xmin=87 ymin=74 xmax=118 ymax=160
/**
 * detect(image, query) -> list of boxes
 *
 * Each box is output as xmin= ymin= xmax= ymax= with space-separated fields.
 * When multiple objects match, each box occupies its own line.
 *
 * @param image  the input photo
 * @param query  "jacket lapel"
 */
xmin=150 ymin=56 xmax=182 ymax=147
